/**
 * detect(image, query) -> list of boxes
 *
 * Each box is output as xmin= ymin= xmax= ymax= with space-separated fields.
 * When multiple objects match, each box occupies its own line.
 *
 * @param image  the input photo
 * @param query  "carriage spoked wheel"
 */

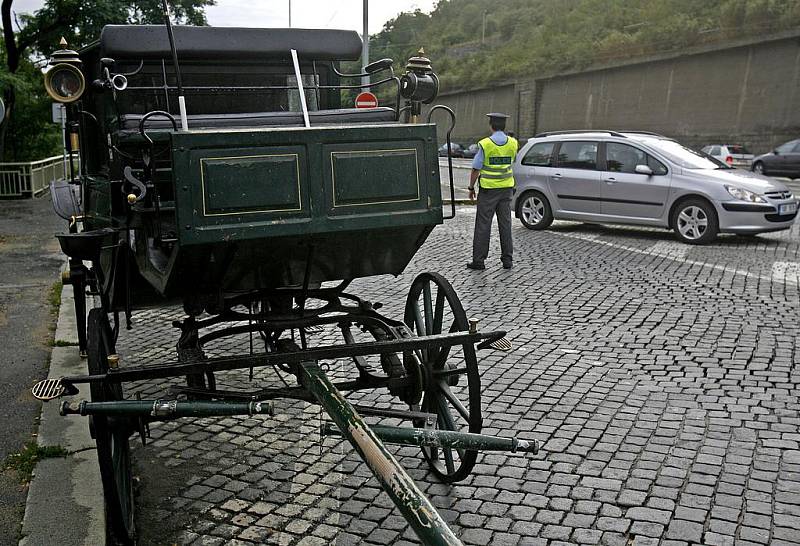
xmin=87 ymin=308 xmax=136 ymax=545
xmin=404 ymin=272 xmax=481 ymax=483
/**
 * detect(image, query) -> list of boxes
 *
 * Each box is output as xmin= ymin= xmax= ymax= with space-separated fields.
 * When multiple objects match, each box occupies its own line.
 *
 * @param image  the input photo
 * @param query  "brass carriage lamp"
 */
xmin=400 ymin=48 xmax=439 ymax=123
xmin=44 ymin=38 xmax=86 ymax=104
xmin=45 ymin=38 xmax=85 ymax=153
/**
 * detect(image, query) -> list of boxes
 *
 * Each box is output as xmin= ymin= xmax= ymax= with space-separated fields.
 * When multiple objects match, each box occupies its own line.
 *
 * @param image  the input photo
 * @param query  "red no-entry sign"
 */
xmin=355 ymin=91 xmax=379 ymax=109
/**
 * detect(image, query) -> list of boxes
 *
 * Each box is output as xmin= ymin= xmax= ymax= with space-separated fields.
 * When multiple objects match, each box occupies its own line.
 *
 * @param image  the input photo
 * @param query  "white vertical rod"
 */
xmin=291 ymin=49 xmax=311 ymax=128
xmin=361 ymin=0 xmax=369 ymax=90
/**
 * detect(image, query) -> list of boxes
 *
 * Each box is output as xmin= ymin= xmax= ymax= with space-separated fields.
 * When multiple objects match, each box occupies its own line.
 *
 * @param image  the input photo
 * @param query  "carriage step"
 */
xmin=31 ymin=378 xmax=78 ymax=401
xmin=489 ymin=337 xmax=513 ymax=352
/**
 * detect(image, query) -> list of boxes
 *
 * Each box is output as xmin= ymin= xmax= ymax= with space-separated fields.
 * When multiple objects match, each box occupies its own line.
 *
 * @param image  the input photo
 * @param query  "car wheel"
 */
xmin=517 ymin=191 xmax=553 ymax=230
xmin=752 ymin=161 xmax=765 ymax=175
xmin=672 ymin=199 xmax=718 ymax=245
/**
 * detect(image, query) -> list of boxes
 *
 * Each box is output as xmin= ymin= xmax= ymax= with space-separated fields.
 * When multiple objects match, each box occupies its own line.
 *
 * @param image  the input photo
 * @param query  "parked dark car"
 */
xmin=438 ymin=142 xmax=464 ymax=157
xmin=752 ymin=139 xmax=800 ymax=178
xmin=462 ymin=143 xmax=480 ymax=159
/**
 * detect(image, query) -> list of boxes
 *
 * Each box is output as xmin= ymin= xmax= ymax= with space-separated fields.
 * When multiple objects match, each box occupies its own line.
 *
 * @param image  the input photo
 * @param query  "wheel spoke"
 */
xmin=679 ymin=211 xmax=691 ymax=223
xmin=437 ymin=395 xmax=466 ymax=460
xmin=411 ymin=301 xmax=425 ymax=336
xmin=442 ymin=444 xmax=456 ymax=474
xmin=433 ymin=366 xmax=468 ymax=378
xmin=422 ymin=281 xmax=433 ymax=336
xmin=438 ymin=379 xmax=471 ymax=422
xmin=432 ymin=289 xmax=445 ymax=335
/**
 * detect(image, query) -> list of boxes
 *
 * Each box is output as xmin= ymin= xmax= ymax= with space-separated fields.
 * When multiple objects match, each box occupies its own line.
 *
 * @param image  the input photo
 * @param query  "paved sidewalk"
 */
xmin=18 ymin=284 xmax=105 ymax=546
xmin=114 ymin=209 xmax=799 ymax=545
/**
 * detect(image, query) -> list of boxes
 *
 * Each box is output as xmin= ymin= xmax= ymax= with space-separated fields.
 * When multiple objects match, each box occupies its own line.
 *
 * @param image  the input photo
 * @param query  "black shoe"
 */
xmin=502 ymin=262 xmax=513 ymax=269
xmin=466 ymin=261 xmax=485 ymax=270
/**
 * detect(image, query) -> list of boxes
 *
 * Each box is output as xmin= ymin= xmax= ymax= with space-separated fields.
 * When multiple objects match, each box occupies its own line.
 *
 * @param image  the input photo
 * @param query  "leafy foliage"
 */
xmin=374 ymin=0 xmax=800 ymax=90
xmin=18 ymin=0 xmax=214 ymax=57
xmin=0 ymin=0 xmax=213 ymax=161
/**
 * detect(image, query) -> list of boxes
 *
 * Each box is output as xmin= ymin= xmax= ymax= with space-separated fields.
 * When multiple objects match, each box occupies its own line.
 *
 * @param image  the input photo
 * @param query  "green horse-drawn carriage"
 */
xmin=35 ymin=19 xmax=535 ymax=545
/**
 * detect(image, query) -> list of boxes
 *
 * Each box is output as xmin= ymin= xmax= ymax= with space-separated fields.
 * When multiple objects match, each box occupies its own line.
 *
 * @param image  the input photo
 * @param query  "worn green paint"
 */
xmin=201 ymin=153 xmax=302 ymax=215
xmin=170 ymin=124 xmax=442 ymax=246
xmin=100 ymin=122 xmax=446 ymax=302
xmin=298 ymin=361 xmax=463 ymax=546
xmin=60 ymin=399 xmax=274 ymax=418
xmin=323 ymin=423 xmax=538 ymax=454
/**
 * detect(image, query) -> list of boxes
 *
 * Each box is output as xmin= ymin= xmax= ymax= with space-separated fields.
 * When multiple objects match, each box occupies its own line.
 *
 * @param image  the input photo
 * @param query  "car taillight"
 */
xmin=725 ymin=156 xmax=733 ymax=165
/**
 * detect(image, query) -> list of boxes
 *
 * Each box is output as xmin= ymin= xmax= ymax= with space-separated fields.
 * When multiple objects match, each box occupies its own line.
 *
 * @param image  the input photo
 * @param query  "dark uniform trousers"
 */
xmin=472 ymin=186 xmax=514 ymax=265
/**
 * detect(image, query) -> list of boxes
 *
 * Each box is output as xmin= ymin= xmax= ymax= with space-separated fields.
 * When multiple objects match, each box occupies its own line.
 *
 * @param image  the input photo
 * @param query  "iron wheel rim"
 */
xmin=88 ymin=308 xmax=135 ymax=544
xmin=404 ymin=272 xmax=481 ymax=483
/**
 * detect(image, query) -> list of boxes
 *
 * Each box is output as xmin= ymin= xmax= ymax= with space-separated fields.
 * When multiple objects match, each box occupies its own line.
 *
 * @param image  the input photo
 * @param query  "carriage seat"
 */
xmin=118 ymin=107 xmax=397 ymax=132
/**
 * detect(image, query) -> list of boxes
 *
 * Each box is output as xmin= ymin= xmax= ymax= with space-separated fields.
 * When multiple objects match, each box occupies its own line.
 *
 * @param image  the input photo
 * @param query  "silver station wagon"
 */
xmin=511 ymin=131 xmax=798 ymax=244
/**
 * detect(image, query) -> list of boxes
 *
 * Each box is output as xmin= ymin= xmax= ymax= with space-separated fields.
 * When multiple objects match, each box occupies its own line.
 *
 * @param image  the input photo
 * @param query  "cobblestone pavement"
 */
xmin=117 ymin=206 xmax=800 ymax=545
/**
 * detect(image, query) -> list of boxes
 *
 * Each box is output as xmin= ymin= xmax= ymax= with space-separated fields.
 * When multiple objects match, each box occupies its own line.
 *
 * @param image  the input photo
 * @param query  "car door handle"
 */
xmin=604 ymin=177 xmax=617 ymax=183
xmin=552 ymin=173 xmax=562 ymax=179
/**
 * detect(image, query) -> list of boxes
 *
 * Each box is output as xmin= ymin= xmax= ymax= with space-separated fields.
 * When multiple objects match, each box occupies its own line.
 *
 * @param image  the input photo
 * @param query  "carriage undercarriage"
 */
xmin=41 ymin=270 xmax=534 ymax=545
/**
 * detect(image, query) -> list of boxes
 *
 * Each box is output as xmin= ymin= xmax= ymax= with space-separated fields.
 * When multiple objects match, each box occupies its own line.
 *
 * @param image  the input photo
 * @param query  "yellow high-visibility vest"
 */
xmin=478 ymin=135 xmax=518 ymax=189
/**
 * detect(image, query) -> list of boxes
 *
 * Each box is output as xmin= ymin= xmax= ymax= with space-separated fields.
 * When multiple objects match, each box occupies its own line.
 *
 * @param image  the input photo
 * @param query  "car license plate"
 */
xmin=779 ymin=202 xmax=797 ymax=215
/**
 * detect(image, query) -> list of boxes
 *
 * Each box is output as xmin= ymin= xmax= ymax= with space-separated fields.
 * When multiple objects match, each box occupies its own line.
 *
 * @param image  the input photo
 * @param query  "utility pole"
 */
xmin=362 ymin=0 xmax=369 ymax=89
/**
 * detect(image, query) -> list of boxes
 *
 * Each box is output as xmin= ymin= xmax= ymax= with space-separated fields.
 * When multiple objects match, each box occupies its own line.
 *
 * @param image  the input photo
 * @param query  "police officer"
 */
xmin=466 ymin=113 xmax=518 ymax=270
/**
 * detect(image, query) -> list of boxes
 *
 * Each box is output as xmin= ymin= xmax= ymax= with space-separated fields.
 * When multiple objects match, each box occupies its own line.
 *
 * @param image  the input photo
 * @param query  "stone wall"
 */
xmin=429 ymin=31 xmax=800 ymax=154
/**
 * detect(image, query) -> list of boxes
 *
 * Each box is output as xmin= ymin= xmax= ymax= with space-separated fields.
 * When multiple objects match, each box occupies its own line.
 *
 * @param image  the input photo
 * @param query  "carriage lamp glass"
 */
xmin=44 ymin=64 xmax=86 ymax=103
xmin=725 ymin=185 xmax=766 ymax=203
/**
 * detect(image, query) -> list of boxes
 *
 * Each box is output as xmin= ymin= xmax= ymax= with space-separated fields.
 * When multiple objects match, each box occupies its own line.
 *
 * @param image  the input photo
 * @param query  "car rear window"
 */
xmin=556 ymin=141 xmax=598 ymax=170
xmin=521 ymin=142 xmax=554 ymax=166
xmin=727 ymin=145 xmax=750 ymax=154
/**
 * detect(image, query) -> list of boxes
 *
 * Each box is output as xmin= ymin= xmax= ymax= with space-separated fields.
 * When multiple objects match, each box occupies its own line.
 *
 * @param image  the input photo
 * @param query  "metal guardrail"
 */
xmin=0 ymin=155 xmax=77 ymax=198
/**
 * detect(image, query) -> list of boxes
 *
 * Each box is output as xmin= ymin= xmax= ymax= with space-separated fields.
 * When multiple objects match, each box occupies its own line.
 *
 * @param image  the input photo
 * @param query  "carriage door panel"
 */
xmin=322 ymin=139 xmax=434 ymax=226
xmin=171 ymin=138 xmax=313 ymax=246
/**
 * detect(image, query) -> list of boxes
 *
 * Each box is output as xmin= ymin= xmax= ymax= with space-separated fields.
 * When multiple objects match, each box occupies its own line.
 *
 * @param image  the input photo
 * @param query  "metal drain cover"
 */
xmin=31 ymin=378 xmax=77 ymax=401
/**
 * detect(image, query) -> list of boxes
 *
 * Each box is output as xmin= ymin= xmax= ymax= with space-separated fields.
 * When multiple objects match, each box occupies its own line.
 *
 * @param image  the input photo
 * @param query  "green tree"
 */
xmin=371 ymin=0 xmax=800 ymax=91
xmin=0 ymin=0 xmax=214 ymax=161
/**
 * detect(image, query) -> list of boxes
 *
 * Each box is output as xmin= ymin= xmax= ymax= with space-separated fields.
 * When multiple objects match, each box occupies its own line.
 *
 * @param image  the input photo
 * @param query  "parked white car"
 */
xmin=700 ymin=144 xmax=754 ymax=169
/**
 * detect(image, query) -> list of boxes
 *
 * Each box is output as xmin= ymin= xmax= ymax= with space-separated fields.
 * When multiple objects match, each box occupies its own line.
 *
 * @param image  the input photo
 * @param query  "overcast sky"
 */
xmin=10 ymin=0 xmax=437 ymax=34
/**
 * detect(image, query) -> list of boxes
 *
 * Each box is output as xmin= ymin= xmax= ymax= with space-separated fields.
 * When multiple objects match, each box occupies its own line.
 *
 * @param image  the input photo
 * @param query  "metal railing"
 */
xmin=0 ymin=155 xmax=77 ymax=198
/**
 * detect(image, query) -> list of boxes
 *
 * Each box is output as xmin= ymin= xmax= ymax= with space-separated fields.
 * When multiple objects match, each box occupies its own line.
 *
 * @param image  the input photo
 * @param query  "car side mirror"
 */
xmin=634 ymin=164 xmax=653 ymax=176
xmin=773 ymin=150 xmax=779 ymax=155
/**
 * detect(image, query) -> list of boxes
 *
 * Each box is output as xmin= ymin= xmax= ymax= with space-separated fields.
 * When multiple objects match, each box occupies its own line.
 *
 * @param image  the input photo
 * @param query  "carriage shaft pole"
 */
xmin=322 ymin=423 xmax=538 ymax=454
xmin=298 ymin=361 xmax=462 ymax=546
xmin=59 ymin=399 xmax=274 ymax=418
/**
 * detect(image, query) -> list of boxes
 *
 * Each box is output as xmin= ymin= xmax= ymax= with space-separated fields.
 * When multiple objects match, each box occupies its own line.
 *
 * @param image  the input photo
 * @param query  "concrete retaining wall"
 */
xmin=431 ymin=31 xmax=800 ymax=154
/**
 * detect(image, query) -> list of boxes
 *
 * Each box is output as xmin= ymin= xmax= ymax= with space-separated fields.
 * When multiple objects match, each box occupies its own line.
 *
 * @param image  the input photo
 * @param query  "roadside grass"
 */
xmin=50 ymin=339 xmax=78 ymax=347
xmin=48 ymin=281 xmax=62 ymax=316
xmin=4 ymin=442 xmax=68 ymax=484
